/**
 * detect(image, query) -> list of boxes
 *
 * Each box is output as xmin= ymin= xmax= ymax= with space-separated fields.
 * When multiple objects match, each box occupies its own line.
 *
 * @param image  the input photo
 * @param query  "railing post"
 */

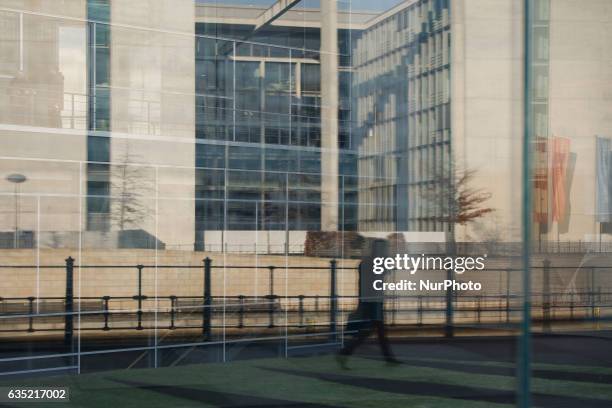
xmin=203 ymin=257 xmax=212 ymax=340
xmin=64 ymin=256 xmax=74 ymax=345
xmin=418 ymin=295 xmax=423 ymax=326
xmin=591 ymin=267 xmax=596 ymax=320
xmin=506 ymin=269 xmax=511 ymax=323
xmin=136 ymin=265 xmax=144 ymax=330
xmin=27 ymin=296 xmax=35 ymax=332
xmin=596 ymin=286 xmax=602 ymax=325
xmin=391 ymin=271 xmax=397 ymax=326
xmin=102 ymin=296 xmax=110 ymax=331
xmin=445 ymin=269 xmax=454 ymax=338
xmin=238 ymin=295 xmax=245 ymax=328
xmin=268 ymin=266 xmax=275 ymax=328
xmin=543 ymin=259 xmax=551 ymax=332
xmin=298 ymin=295 xmax=305 ymax=328
xmin=169 ymin=295 xmax=177 ymax=330
xmin=329 ymin=259 xmax=337 ymax=340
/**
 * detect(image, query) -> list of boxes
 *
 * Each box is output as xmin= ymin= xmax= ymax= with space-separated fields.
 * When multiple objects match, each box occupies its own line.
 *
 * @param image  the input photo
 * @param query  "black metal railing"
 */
xmin=1 ymin=258 xmax=612 ymax=344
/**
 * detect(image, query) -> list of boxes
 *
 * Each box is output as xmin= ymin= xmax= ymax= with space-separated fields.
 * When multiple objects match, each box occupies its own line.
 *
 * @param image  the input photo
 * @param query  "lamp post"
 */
xmin=6 ymin=173 xmax=27 ymax=249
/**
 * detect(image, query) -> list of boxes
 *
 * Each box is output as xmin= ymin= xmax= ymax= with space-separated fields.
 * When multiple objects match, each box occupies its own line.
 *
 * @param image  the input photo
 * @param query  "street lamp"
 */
xmin=6 ymin=173 xmax=27 ymax=249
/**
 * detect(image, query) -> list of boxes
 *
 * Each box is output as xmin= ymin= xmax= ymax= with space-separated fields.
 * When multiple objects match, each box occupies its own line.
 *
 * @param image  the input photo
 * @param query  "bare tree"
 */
xmin=425 ymin=166 xmax=494 ymax=227
xmin=111 ymin=148 xmax=151 ymax=231
xmin=451 ymin=168 xmax=494 ymax=225
xmin=423 ymin=164 xmax=493 ymax=338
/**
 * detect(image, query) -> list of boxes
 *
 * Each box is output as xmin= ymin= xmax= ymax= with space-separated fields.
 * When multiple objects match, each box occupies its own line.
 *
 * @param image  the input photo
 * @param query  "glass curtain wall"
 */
xmin=526 ymin=0 xmax=612 ymax=406
xmin=0 ymin=1 xmax=611 ymax=407
xmin=0 ymin=0 xmax=369 ymax=373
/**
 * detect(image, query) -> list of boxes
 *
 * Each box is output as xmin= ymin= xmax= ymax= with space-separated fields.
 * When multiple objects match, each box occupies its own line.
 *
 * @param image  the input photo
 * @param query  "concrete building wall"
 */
xmin=0 ymin=1 xmax=197 ymax=249
xmin=109 ymin=0 xmax=196 ymax=249
xmin=453 ymin=0 xmax=612 ymax=245
xmin=0 ymin=1 xmax=88 ymax=237
xmin=320 ymin=0 xmax=340 ymax=231
xmin=451 ymin=0 xmax=524 ymax=243
xmin=546 ymin=0 xmax=612 ymax=241
xmin=4 ymin=0 xmax=611 ymax=249
xmin=1 ymin=249 xmax=359 ymax=300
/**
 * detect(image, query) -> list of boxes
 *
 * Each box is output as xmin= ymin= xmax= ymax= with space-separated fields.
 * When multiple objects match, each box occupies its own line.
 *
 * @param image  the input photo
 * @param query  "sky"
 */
xmin=195 ymin=0 xmax=406 ymax=13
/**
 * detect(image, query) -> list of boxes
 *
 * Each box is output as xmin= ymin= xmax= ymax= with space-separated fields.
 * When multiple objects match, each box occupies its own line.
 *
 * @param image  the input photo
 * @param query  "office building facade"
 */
xmin=1 ymin=0 xmax=612 ymax=252
xmin=2 ymin=2 xmax=612 ymax=398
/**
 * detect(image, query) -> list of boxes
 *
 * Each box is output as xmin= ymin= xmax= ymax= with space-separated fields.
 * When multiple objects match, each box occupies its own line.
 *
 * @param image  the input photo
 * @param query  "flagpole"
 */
xmin=599 ymin=222 xmax=602 ymax=252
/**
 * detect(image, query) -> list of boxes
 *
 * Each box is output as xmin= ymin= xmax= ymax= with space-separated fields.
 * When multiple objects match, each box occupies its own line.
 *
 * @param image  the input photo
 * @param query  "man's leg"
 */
xmin=374 ymin=321 xmax=396 ymax=361
xmin=340 ymin=327 xmax=370 ymax=356
xmin=337 ymin=327 xmax=371 ymax=369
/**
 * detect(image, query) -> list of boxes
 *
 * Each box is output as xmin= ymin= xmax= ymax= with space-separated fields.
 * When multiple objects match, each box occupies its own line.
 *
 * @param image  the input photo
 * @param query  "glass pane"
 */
xmin=526 ymin=0 xmax=612 ymax=406
xmin=10 ymin=1 xmax=612 ymax=407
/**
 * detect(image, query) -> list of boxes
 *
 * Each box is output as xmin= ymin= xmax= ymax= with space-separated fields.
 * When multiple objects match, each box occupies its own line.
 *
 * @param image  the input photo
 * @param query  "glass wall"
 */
xmin=526 ymin=0 xmax=612 ymax=406
xmin=0 ymin=1 xmax=611 ymax=407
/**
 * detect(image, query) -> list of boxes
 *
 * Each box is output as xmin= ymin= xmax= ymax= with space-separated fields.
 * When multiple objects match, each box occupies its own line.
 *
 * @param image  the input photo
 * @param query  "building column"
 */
xmin=320 ymin=0 xmax=339 ymax=231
